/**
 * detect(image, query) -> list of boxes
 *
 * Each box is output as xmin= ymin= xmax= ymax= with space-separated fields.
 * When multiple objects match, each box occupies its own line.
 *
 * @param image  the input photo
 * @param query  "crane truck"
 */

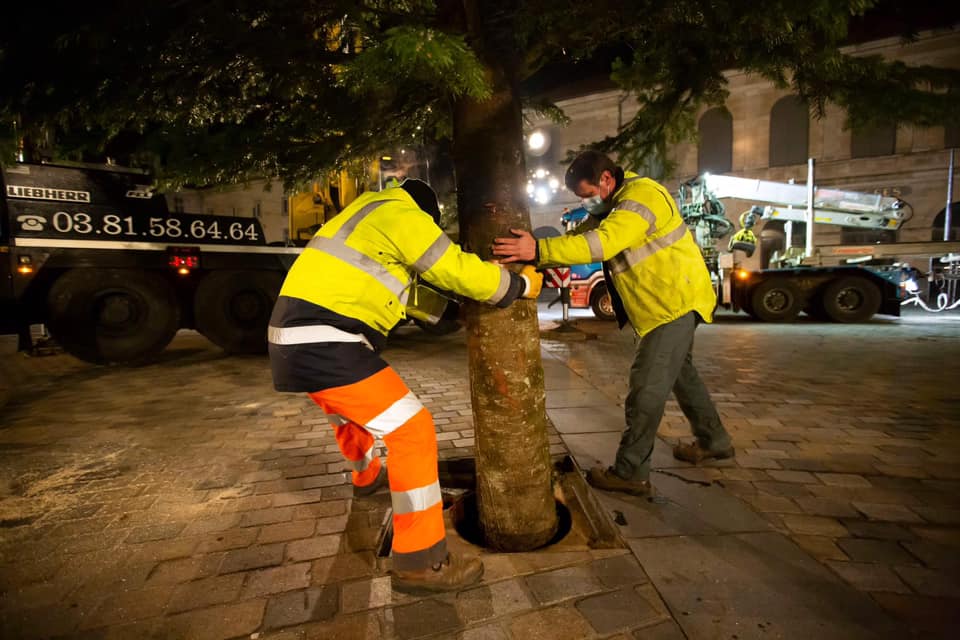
xmin=676 ymin=168 xmax=960 ymax=322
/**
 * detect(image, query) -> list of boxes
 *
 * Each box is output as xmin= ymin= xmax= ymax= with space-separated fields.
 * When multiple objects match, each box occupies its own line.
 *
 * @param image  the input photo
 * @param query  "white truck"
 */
xmin=676 ymin=165 xmax=960 ymax=322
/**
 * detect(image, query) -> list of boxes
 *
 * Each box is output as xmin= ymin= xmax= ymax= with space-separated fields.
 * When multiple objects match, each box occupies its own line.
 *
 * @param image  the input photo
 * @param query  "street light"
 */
xmin=527 ymin=129 xmax=550 ymax=157
xmin=528 ymin=131 xmax=546 ymax=151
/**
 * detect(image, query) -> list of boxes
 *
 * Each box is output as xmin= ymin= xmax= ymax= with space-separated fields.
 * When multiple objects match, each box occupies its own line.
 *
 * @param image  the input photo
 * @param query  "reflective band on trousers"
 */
xmin=350 ymin=444 xmax=377 ymax=472
xmin=608 ymin=225 xmax=691 ymax=275
xmin=268 ymin=325 xmax=373 ymax=350
xmin=307 ymin=236 xmax=407 ymax=298
xmin=364 ymin=391 xmax=425 ymax=435
xmin=392 ymin=480 xmax=442 ymax=515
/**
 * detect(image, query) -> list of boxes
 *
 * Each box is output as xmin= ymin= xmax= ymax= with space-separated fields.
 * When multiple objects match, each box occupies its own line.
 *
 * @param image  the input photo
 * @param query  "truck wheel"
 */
xmin=821 ymin=276 xmax=881 ymax=323
xmin=195 ymin=270 xmax=283 ymax=354
xmin=590 ymin=283 xmax=616 ymax=321
xmin=749 ymin=277 xmax=803 ymax=322
xmin=46 ymin=269 xmax=180 ymax=364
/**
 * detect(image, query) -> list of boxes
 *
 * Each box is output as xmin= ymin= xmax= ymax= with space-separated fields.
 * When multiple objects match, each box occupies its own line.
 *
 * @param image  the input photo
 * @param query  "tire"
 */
xmin=821 ymin=276 xmax=881 ymax=323
xmin=749 ymin=277 xmax=803 ymax=322
xmin=46 ymin=268 xmax=180 ymax=364
xmin=194 ymin=270 xmax=283 ymax=354
xmin=590 ymin=283 xmax=616 ymax=321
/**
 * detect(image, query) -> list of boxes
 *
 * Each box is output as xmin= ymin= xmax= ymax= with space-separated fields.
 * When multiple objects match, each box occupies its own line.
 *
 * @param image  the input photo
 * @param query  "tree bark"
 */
xmin=450 ymin=6 xmax=557 ymax=550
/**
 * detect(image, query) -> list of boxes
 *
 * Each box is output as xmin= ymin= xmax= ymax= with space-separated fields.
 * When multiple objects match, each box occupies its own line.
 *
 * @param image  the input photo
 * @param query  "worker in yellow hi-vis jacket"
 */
xmin=493 ymin=151 xmax=733 ymax=498
xmin=268 ymin=179 xmax=541 ymax=593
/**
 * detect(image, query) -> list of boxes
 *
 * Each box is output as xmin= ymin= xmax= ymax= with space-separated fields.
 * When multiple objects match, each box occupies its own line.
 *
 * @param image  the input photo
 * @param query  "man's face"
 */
xmin=573 ymin=170 xmax=613 ymax=201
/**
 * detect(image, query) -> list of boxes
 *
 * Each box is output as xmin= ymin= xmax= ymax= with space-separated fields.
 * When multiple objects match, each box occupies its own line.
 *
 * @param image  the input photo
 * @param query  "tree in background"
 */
xmin=3 ymin=0 xmax=958 ymax=550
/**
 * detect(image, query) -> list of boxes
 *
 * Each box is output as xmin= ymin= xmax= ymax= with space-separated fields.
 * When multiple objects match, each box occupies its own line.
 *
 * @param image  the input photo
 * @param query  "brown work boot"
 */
xmin=673 ymin=441 xmax=735 ymax=465
xmin=392 ymin=552 xmax=484 ymax=594
xmin=586 ymin=467 xmax=651 ymax=496
xmin=353 ymin=464 xmax=388 ymax=498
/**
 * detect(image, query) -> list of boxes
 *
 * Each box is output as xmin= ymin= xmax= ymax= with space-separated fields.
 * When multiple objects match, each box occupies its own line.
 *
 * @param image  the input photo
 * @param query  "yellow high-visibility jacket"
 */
xmin=269 ymin=187 xmax=524 ymax=391
xmin=538 ymin=172 xmax=716 ymax=336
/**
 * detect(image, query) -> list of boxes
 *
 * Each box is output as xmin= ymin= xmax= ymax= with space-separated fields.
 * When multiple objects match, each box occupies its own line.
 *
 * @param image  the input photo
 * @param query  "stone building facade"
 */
xmin=525 ymin=27 xmax=960 ymax=267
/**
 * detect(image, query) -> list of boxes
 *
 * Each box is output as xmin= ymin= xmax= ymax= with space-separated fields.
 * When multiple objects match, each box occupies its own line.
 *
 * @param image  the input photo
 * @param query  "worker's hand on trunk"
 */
xmin=492 ymin=229 xmax=537 ymax=263
xmin=519 ymin=265 xmax=543 ymax=299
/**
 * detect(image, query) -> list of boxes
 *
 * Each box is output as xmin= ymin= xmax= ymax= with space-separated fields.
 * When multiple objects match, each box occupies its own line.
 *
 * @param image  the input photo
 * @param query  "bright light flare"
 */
xmin=528 ymin=131 xmax=546 ymax=151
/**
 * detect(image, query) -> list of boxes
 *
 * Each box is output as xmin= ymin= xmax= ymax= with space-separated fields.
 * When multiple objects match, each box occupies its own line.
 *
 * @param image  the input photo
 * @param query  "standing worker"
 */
xmin=493 ymin=150 xmax=734 ymax=496
xmin=269 ymin=179 xmax=541 ymax=592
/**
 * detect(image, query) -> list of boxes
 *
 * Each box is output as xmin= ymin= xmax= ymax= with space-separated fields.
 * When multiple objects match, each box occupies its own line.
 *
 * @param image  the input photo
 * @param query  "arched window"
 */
xmin=851 ymin=122 xmax=896 ymax=158
xmin=769 ymin=96 xmax=809 ymax=166
xmin=698 ymin=107 xmax=733 ymax=174
xmin=932 ymin=205 xmax=960 ymax=241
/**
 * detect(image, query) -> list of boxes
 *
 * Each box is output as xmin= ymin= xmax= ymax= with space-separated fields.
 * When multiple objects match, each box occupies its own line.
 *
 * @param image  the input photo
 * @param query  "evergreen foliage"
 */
xmin=1 ymin=0 xmax=957 ymax=185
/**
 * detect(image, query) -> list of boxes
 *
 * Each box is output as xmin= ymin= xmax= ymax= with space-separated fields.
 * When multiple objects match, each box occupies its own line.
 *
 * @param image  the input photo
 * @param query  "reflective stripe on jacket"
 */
xmin=537 ymin=172 xmax=716 ymax=336
xmin=276 ymin=187 xmax=521 ymax=337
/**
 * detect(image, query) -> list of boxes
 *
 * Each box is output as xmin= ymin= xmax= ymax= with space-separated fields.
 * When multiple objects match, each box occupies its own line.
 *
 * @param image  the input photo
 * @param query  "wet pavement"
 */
xmin=0 ymin=304 xmax=958 ymax=639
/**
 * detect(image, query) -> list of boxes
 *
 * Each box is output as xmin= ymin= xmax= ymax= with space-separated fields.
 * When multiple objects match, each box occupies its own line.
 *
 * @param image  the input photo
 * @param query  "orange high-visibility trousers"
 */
xmin=308 ymin=366 xmax=446 ymax=571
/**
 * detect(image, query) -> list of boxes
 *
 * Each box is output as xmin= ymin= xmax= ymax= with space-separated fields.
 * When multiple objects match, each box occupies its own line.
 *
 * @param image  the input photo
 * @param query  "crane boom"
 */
xmin=699 ymin=173 xmax=909 ymax=230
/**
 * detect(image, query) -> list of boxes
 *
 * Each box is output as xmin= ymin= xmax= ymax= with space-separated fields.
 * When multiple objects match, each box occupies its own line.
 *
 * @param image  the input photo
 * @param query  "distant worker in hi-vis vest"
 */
xmin=268 ymin=179 xmax=542 ymax=592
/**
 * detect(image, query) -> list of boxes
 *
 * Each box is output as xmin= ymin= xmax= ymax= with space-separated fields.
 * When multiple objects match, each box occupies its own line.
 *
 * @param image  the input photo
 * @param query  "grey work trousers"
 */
xmin=613 ymin=312 xmax=731 ymax=481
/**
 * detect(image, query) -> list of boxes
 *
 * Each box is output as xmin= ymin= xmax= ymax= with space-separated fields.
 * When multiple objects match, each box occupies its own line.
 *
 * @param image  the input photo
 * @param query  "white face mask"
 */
xmin=581 ymin=179 xmax=611 ymax=216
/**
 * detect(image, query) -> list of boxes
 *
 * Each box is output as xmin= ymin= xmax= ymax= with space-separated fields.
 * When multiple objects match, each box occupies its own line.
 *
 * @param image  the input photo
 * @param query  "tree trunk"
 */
xmin=450 ymin=27 xmax=557 ymax=550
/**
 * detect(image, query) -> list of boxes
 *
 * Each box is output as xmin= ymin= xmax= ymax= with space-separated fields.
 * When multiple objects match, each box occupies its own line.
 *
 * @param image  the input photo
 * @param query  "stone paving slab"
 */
xmin=630 ymin=532 xmax=902 ymax=639
xmin=547 ymin=405 xmax=626 ymax=434
xmin=601 ymin=473 xmax=773 ymax=536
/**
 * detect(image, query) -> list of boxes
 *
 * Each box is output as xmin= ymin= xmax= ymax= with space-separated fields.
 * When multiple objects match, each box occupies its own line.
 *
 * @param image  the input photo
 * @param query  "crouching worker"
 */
xmin=268 ymin=179 xmax=542 ymax=593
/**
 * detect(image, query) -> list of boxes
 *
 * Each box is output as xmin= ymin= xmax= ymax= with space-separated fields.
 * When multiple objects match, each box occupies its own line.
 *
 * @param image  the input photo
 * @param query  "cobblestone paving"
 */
xmin=541 ymin=307 xmax=960 ymax=638
xmin=0 ymin=306 xmax=957 ymax=639
xmin=0 ymin=326 xmax=669 ymax=640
